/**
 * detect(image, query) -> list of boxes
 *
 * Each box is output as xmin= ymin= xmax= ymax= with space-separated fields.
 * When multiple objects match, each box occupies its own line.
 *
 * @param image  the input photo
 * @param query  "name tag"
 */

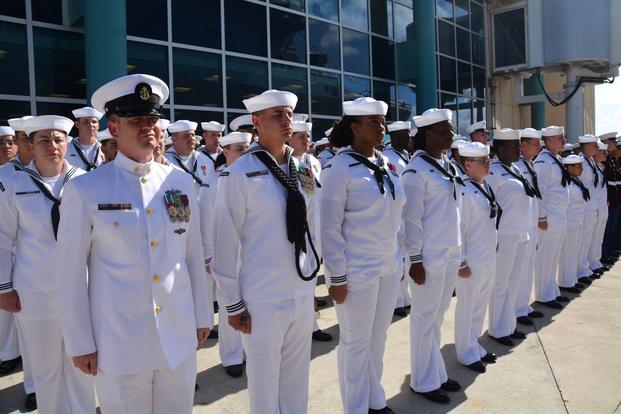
xmin=16 ymin=191 xmax=41 ymax=195
xmin=98 ymin=203 xmax=133 ymax=211
xmin=246 ymin=170 xmax=268 ymax=178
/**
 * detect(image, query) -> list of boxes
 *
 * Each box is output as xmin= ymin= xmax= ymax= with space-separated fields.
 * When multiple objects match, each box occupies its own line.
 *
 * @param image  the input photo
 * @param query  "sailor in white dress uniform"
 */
xmin=65 ymin=107 xmax=105 ymax=171
xmin=588 ymin=141 xmax=609 ymax=273
xmin=198 ymin=121 xmax=225 ymax=172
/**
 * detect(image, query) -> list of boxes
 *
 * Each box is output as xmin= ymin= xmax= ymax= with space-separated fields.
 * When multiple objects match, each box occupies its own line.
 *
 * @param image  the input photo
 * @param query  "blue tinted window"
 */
xmin=457 ymin=27 xmax=471 ymax=61
xmin=371 ymin=0 xmax=393 ymax=37
xmin=342 ymin=0 xmax=368 ymax=31
xmin=173 ymin=110 xmax=223 ymax=126
xmin=31 ymin=0 xmax=62 ymax=24
xmin=173 ymin=48 xmax=222 ymax=107
xmin=225 ymin=0 xmax=267 ymax=57
xmin=0 ymin=100 xmax=30 ymax=125
xmin=0 ymin=0 xmax=25 ymax=18
xmin=270 ymin=9 xmax=306 ymax=64
xmin=343 ymin=29 xmax=369 ymax=76
xmin=0 ymin=22 xmax=29 ymax=96
xmin=310 ymin=70 xmax=341 ymax=116
xmin=373 ymin=80 xmax=397 ymax=121
xmin=272 ymin=63 xmax=308 ymax=114
xmin=458 ymin=61 xmax=472 ymax=96
xmin=344 ymin=75 xmax=370 ymax=101
xmin=436 ymin=0 xmax=453 ymax=20
xmin=438 ymin=19 xmax=455 ymax=56
xmin=397 ymin=84 xmax=416 ymax=121
xmin=394 ymin=3 xmax=414 ymax=43
xmin=309 ymin=19 xmax=340 ymax=70
xmin=127 ymin=0 xmax=167 ymax=40
xmin=439 ymin=56 xmax=456 ymax=93
xmin=372 ymin=36 xmax=395 ymax=80
xmin=172 ymin=0 xmax=221 ymax=49
xmin=226 ymin=56 xmax=268 ymax=109
xmin=127 ymin=41 xmax=169 ymax=84
xmin=271 ymin=0 xmax=305 ymax=12
xmin=308 ymin=0 xmax=338 ymax=21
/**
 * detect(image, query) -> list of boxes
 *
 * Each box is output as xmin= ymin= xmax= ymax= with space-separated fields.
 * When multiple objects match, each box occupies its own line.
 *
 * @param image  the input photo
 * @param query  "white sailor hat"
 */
xmin=597 ymin=140 xmax=608 ymax=151
xmin=562 ymin=154 xmax=583 ymax=165
xmin=542 ymin=125 xmax=564 ymax=137
xmin=0 ymin=126 xmax=15 ymax=136
xmin=325 ymin=127 xmax=333 ymax=137
xmin=467 ymin=120 xmax=487 ymax=134
xmin=201 ymin=121 xmax=225 ymax=132
xmin=599 ymin=131 xmax=618 ymax=141
xmin=521 ymin=128 xmax=542 ymax=139
xmin=292 ymin=121 xmax=312 ymax=133
xmin=563 ymin=143 xmax=575 ymax=151
xmin=8 ymin=116 xmax=34 ymax=132
xmin=342 ymin=97 xmax=388 ymax=116
xmin=96 ymin=128 xmax=114 ymax=142
xmin=451 ymin=139 xmax=468 ymax=149
xmin=91 ymin=74 xmax=169 ymax=117
xmin=412 ymin=108 xmax=452 ymax=128
xmin=22 ymin=115 xmax=74 ymax=136
xmin=219 ymin=131 xmax=252 ymax=147
xmin=315 ymin=137 xmax=330 ymax=146
xmin=578 ymin=134 xmax=598 ymax=144
xmin=459 ymin=142 xmax=490 ymax=157
xmin=72 ymin=106 xmax=103 ymax=120
xmin=158 ymin=119 xmax=171 ymax=131
xmin=387 ymin=121 xmax=411 ymax=133
xmin=168 ymin=120 xmax=197 ymax=134
xmin=229 ymin=114 xmax=254 ymax=132
xmin=243 ymin=89 xmax=297 ymax=113
xmin=293 ymin=113 xmax=309 ymax=122
xmin=493 ymin=128 xmax=520 ymax=140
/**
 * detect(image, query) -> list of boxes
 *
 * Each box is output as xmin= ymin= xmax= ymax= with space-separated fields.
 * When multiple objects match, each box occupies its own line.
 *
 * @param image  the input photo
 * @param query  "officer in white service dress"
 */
xmin=534 ymin=126 xmax=571 ymax=309
xmin=0 ymin=115 xmax=95 ymax=414
xmin=402 ymin=108 xmax=463 ymax=404
xmin=454 ymin=142 xmax=499 ymax=373
xmin=55 ymin=74 xmax=213 ymax=414
xmin=65 ymin=107 xmax=105 ymax=171
xmin=212 ymin=90 xmax=320 ymax=414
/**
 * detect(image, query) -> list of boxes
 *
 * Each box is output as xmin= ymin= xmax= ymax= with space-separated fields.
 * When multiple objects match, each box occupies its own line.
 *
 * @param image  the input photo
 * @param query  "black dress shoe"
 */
xmin=537 ymin=300 xmax=563 ymax=309
xmin=481 ymin=353 xmax=497 ymax=363
xmin=208 ymin=329 xmax=219 ymax=339
xmin=0 ymin=357 xmax=20 ymax=375
xmin=517 ymin=316 xmax=534 ymax=326
xmin=592 ymin=269 xmax=603 ymax=276
xmin=393 ymin=307 xmax=408 ymax=317
xmin=589 ymin=273 xmax=601 ymax=280
xmin=578 ymin=277 xmax=592 ymax=285
xmin=559 ymin=286 xmax=581 ymax=294
xmin=224 ymin=363 xmax=244 ymax=378
xmin=195 ymin=382 xmax=199 ymax=391
xmin=465 ymin=361 xmax=486 ymax=373
xmin=24 ymin=393 xmax=37 ymax=411
xmin=315 ymin=298 xmax=328 ymax=308
xmin=312 ymin=329 xmax=333 ymax=342
xmin=574 ymin=283 xmax=586 ymax=289
xmin=441 ymin=378 xmax=461 ymax=392
xmin=528 ymin=310 xmax=544 ymax=318
xmin=556 ymin=296 xmax=569 ymax=303
xmin=412 ymin=387 xmax=450 ymax=404
xmin=511 ymin=330 xmax=526 ymax=340
xmin=369 ymin=407 xmax=396 ymax=414
xmin=490 ymin=335 xmax=514 ymax=346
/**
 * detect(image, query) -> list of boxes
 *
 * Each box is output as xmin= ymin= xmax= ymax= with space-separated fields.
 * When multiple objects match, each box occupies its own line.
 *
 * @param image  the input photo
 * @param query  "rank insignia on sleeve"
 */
xmin=164 ymin=190 xmax=190 ymax=223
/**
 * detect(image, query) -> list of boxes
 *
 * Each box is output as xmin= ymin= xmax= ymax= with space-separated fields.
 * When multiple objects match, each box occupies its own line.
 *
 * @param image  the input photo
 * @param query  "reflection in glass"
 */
xmin=225 ymin=0 xmax=267 ymax=57
xmin=394 ymin=3 xmax=414 ymax=43
xmin=309 ymin=19 xmax=340 ymax=70
xmin=440 ymin=93 xmax=458 ymax=125
xmin=271 ymin=0 xmax=305 ymax=12
xmin=456 ymin=97 xmax=472 ymax=135
xmin=308 ymin=0 xmax=338 ymax=21
xmin=458 ymin=61 xmax=472 ymax=97
xmin=471 ymin=2 xmax=484 ymax=35
xmin=397 ymin=84 xmax=416 ymax=122
xmin=34 ymin=28 xmax=85 ymax=99
xmin=0 ymin=1 xmax=25 ymax=18
xmin=373 ymin=80 xmax=397 ymax=121
xmin=472 ymin=34 xmax=485 ymax=66
xmin=270 ymin=9 xmax=306 ymax=64
xmin=172 ymin=0 xmax=220 ymax=49
xmin=0 ymin=100 xmax=30 ymax=125
xmin=173 ymin=49 xmax=222 ymax=107
xmin=127 ymin=41 xmax=169 ymax=84
xmin=457 ymin=27 xmax=471 ymax=61
xmin=310 ymin=70 xmax=341 ymax=116
xmin=343 ymin=29 xmax=369 ymax=76
xmin=436 ymin=0 xmax=453 ymax=20
xmin=342 ymin=0 xmax=368 ymax=31
xmin=371 ymin=0 xmax=393 ymax=37
xmin=438 ymin=19 xmax=455 ymax=56
xmin=0 ymin=22 xmax=29 ymax=96
xmin=226 ymin=57 xmax=268 ymax=109
xmin=455 ymin=0 xmax=470 ymax=28
xmin=127 ymin=0 xmax=167 ymax=40
xmin=372 ymin=37 xmax=395 ymax=80
xmin=272 ymin=63 xmax=308 ymax=114
xmin=344 ymin=75 xmax=370 ymax=101
xmin=473 ymin=66 xmax=485 ymax=99
xmin=439 ymin=56 xmax=457 ymax=93
xmin=493 ymin=8 xmax=525 ymax=68
xmin=32 ymin=0 xmax=62 ymax=24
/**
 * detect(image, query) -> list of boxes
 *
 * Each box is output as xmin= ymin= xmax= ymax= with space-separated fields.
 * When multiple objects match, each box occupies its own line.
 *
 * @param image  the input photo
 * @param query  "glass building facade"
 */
xmin=0 ymin=0 xmax=486 ymax=139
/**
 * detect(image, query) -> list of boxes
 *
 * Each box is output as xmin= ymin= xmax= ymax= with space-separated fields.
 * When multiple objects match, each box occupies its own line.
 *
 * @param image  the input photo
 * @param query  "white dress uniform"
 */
xmin=588 ymin=152 xmax=608 ymax=270
xmin=57 ymin=150 xmax=213 ymax=413
xmin=0 ymin=158 xmax=96 ymax=413
xmin=316 ymin=147 xmax=336 ymax=168
xmin=402 ymin=136 xmax=462 ymax=392
xmin=455 ymin=177 xmax=497 ymax=365
xmin=198 ymin=146 xmax=222 ymax=172
xmin=322 ymin=145 xmax=405 ymax=413
xmin=576 ymin=155 xmax=598 ymax=279
xmin=212 ymin=142 xmax=319 ymax=414
xmin=515 ymin=156 xmax=541 ymax=318
xmin=533 ymin=146 xmax=570 ymax=302
xmin=558 ymin=172 xmax=587 ymax=288
xmin=65 ymin=139 xmax=105 ymax=171
xmin=164 ymin=148 xmax=216 ymax=192
xmin=486 ymin=155 xmax=534 ymax=338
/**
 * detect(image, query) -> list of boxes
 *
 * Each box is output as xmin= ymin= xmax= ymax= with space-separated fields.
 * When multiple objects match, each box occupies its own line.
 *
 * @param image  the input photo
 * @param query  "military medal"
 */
xmin=164 ymin=190 xmax=181 ymax=222
xmin=297 ymin=164 xmax=315 ymax=196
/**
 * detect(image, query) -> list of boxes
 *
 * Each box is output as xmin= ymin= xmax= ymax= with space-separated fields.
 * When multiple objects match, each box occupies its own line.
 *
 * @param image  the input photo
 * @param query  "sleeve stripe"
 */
xmin=225 ymin=301 xmax=245 ymax=313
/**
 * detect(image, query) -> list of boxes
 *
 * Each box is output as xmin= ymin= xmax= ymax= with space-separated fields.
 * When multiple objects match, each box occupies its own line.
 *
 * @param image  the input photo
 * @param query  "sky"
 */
xmin=594 ymin=66 xmax=621 ymax=135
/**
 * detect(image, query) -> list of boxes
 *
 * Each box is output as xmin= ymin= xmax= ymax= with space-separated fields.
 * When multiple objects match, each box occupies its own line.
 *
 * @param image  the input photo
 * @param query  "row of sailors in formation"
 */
xmin=0 ymin=73 xmax=618 ymax=414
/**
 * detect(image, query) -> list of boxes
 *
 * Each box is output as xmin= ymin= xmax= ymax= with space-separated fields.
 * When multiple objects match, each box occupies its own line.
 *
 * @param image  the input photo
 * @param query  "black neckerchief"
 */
xmin=200 ymin=148 xmax=218 ymax=165
xmin=72 ymin=140 xmax=99 ymax=172
xmin=386 ymin=146 xmax=410 ymax=164
xmin=520 ymin=158 xmax=542 ymax=199
xmin=465 ymin=178 xmax=502 ymax=229
xmin=545 ymin=152 xmax=570 ymax=187
xmin=250 ymin=147 xmax=320 ymax=282
xmin=18 ymin=165 xmax=78 ymax=240
xmin=585 ymin=157 xmax=599 ymax=187
xmin=328 ymin=148 xmax=336 ymax=156
xmin=570 ymin=176 xmax=591 ymax=201
xmin=345 ymin=149 xmax=395 ymax=200
xmin=451 ymin=159 xmax=466 ymax=176
xmin=495 ymin=162 xmax=537 ymax=198
xmin=169 ymin=152 xmax=207 ymax=187
xmin=596 ymin=163 xmax=605 ymax=188
xmin=418 ymin=153 xmax=464 ymax=200
xmin=9 ymin=159 xmax=24 ymax=170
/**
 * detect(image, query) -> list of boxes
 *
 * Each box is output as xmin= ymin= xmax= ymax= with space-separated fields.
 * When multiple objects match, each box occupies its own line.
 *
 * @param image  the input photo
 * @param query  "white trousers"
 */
xmin=335 ymin=273 xmax=401 ymax=413
xmin=577 ymin=213 xmax=597 ymax=278
xmin=242 ymin=294 xmax=314 ymax=414
xmin=15 ymin=312 xmax=95 ymax=414
xmin=395 ymin=277 xmax=412 ymax=308
xmin=535 ymin=223 xmax=566 ymax=302
xmin=410 ymin=248 xmax=459 ymax=393
xmin=559 ymin=224 xmax=582 ymax=288
xmin=515 ymin=230 xmax=538 ymax=317
xmin=0 ymin=309 xmax=19 ymax=361
xmin=589 ymin=208 xmax=608 ymax=270
xmin=217 ymin=294 xmax=244 ymax=366
xmin=455 ymin=264 xmax=494 ymax=365
xmin=489 ymin=234 xmax=529 ymax=338
xmin=95 ymin=351 xmax=196 ymax=414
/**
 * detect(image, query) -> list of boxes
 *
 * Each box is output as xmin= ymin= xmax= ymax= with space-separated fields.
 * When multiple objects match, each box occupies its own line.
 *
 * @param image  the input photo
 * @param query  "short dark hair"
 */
xmin=330 ymin=116 xmax=361 ymax=148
